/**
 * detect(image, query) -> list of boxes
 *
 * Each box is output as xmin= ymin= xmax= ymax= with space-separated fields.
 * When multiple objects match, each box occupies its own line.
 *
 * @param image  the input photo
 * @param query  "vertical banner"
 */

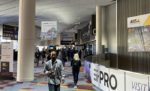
xmin=1 ymin=42 xmax=13 ymax=72
xmin=126 ymin=71 xmax=148 ymax=91
xmin=41 ymin=21 xmax=57 ymax=40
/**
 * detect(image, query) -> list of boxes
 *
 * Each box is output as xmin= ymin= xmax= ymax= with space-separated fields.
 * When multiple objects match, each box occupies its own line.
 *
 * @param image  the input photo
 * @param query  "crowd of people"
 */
xmin=34 ymin=47 xmax=83 ymax=91
xmin=34 ymin=47 xmax=82 ymax=67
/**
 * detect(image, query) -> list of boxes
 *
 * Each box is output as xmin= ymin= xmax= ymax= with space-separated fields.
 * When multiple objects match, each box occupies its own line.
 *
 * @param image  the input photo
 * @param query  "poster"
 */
xmin=41 ymin=21 xmax=57 ymax=40
xmin=1 ymin=42 xmax=13 ymax=72
xmin=127 ymin=14 xmax=150 ymax=52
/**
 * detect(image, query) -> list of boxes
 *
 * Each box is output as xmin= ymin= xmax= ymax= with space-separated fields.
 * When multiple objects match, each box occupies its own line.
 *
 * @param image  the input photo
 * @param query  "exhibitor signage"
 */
xmin=109 ymin=69 xmax=125 ymax=91
xmin=90 ymin=63 xmax=150 ymax=91
xmin=0 ymin=42 xmax=14 ymax=79
xmin=1 ymin=42 xmax=13 ymax=72
xmin=127 ymin=14 xmax=150 ymax=52
xmin=98 ymin=65 xmax=109 ymax=91
xmin=60 ymin=32 xmax=74 ymax=45
xmin=127 ymin=14 xmax=150 ymax=28
xmin=90 ymin=63 xmax=124 ymax=91
xmin=126 ymin=72 xmax=148 ymax=91
xmin=3 ymin=25 xmax=18 ymax=40
xmin=41 ymin=21 xmax=57 ymax=40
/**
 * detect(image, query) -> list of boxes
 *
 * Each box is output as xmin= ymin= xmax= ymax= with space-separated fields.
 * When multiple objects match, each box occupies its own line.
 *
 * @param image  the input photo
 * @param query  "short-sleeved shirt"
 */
xmin=44 ymin=59 xmax=64 ymax=85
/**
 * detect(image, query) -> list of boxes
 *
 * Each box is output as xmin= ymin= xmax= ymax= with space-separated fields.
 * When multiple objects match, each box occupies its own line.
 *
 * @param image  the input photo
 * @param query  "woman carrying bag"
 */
xmin=71 ymin=50 xmax=81 ymax=88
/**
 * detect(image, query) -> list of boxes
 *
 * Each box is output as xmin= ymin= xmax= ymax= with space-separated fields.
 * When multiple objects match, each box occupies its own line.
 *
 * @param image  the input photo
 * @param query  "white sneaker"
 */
xmin=74 ymin=85 xmax=77 ymax=89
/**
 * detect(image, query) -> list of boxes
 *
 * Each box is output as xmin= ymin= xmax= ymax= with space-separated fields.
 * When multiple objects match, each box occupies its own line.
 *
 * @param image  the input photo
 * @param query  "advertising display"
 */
xmin=41 ymin=21 xmax=57 ymax=40
xmin=126 ymin=72 xmax=148 ymax=91
xmin=90 ymin=63 xmax=125 ymax=91
xmin=1 ymin=42 xmax=13 ymax=72
xmin=3 ymin=25 xmax=18 ymax=40
xmin=109 ymin=69 xmax=125 ymax=91
xmin=127 ymin=14 xmax=150 ymax=28
xmin=60 ymin=32 xmax=74 ymax=45
xmin=127 ymin=14 xmax=150 ymax=52
xmin=90 ymin=63 xmax=150 ymax=91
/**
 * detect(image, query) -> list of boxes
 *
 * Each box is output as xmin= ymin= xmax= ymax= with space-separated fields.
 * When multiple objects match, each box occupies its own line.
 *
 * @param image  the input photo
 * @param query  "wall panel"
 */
xmin=118 ymin=0 xmax=150 ymax=73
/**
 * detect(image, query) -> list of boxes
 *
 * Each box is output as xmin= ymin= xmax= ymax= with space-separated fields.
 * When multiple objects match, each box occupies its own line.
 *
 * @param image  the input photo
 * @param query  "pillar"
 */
xmin=17 ymin=0 xmax=35 ymax=82
xmin=96 ymin=6 xmax=102 ymax=55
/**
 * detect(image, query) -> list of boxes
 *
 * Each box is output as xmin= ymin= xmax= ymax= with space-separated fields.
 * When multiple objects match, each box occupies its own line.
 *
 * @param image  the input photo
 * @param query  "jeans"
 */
xmin=48 ymin=83 xmax=60 ymax=91
xmin=72 ymin=68 xmax=80 ymax=85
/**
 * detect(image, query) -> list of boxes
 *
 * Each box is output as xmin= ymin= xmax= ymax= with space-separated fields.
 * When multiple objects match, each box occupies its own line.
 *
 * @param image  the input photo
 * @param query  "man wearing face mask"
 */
xmin=44 ymin=50 xmax=64 ymax=91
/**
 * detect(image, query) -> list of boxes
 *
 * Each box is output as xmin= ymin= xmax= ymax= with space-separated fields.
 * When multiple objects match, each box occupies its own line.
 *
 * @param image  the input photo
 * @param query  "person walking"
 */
xmin=42 ymin=48 xmax=46 ymax=64
xmin=44 ymin=50 xmax=64 ymax=91
xmin=61 ymin=48 xmax=67 ymax=66
xmin=35 ymin=48 xmax=40 ymax=66
xmin=71 ymin=50 xmax=81 ymax=88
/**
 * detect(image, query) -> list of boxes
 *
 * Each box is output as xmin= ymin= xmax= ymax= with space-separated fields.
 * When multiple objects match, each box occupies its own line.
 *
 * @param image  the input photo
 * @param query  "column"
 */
xmin=17 ymin=0 xmax=35 ymax=82
xmin=96 ymin=6 xmax=102 ymax=55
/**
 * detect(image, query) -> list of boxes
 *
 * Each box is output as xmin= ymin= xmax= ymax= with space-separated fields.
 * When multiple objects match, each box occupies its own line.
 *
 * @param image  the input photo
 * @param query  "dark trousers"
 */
xmin=48 ymin=83 xmax=60 ymax=91
xmin=72 ymin=68 xmax=80 ymax=85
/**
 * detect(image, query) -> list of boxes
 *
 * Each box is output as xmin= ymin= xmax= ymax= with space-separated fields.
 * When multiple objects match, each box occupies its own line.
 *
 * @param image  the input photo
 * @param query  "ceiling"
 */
xmin=0 ymin=0 xmax=113 ymax=32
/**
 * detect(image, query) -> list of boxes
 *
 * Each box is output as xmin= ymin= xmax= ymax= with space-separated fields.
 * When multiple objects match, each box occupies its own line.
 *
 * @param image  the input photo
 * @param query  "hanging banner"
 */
xmin=2 ymin=25 xmax=18 ymax=40
xmin=41 ymin=21 xmax=57 ymax=40
xmin=60 ymin=32 xmax=75 ymax=45
xmin=127 ymin=14 xmax=150 ymax=28
xmin=126 ymin=71 xmax=148 ymax=91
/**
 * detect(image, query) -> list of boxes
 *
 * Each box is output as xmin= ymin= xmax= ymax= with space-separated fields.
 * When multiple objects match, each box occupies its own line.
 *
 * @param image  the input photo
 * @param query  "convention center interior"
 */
xmin=0 ymin=0 xmax=150 ymax=91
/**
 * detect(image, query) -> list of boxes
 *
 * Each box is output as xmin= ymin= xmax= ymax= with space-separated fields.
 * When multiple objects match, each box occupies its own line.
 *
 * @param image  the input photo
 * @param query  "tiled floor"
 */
xmin=0 ymin=62 xmax=95 ymax=91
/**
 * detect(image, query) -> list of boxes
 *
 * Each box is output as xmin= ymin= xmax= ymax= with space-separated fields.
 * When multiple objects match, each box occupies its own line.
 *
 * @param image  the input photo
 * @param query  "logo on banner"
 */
xmin=132 ymin=81 xmax=147 ymax=91
xmin=130 ymin=19 xmax=140 ymax=24
xmin=93 ymin=68 xmax=117 ymax=90
xmin=128 ymin=13 xmax=150 ymax=28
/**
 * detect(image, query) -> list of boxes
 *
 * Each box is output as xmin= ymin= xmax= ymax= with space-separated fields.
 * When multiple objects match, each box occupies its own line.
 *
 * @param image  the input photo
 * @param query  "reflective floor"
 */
xmin=0 ymin=62 xmax=95 ymax=91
